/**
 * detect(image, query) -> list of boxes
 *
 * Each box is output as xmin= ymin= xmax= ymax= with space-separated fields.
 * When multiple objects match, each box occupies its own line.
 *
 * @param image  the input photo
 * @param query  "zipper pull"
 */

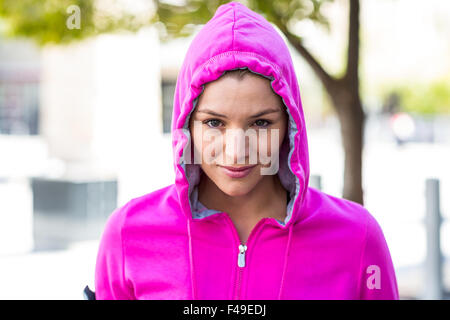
xmin=238 ymin=244 xmax=247 ymax=267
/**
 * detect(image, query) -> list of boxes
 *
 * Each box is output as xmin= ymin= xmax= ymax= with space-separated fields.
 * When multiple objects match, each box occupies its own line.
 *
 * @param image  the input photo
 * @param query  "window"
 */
xmin=161 ymin=80 xmax=176 ymax=134
xmin=0 ymin=70 xmax=40 ymax=135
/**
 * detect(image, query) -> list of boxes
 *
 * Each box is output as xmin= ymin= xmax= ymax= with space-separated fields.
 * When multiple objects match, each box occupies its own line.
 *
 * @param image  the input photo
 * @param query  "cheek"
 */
xmin=190 ymin=126 xmax=206 ymax=152
xmin=190 ymin=127 xmax=206 ymax=164
xmin=278 ymin=125 xmax=287 ymax=147
xmin=258 ymin=127 xmax=285 ymax=156
xmin=192 ymin=128 xmax=225 ymax=164
xmin=273 ymin=119 xmax=288 ymax=150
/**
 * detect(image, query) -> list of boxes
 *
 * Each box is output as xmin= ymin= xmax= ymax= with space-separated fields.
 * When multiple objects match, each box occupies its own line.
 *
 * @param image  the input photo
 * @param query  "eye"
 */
xmin=203 ymin=119 xmax=223 ymax=128
xmin=253 ymin=119 xmax=271 ymax=127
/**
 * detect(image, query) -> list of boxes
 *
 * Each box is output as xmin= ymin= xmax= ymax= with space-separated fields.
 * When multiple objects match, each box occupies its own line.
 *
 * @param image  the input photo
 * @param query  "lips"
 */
xmin=220 ymin=165 xmax=256 ymax=171
xmin=219 ymin=164 xmax=257 ymax=178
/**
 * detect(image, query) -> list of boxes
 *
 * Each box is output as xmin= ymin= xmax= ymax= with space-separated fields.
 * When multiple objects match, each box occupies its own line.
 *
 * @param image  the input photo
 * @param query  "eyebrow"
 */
xmin=197 ymin=108 xmax=281 ymax=119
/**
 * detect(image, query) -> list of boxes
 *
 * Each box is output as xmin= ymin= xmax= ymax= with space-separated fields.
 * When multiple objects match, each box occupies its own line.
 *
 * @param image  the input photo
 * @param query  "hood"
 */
xmin=171 ymin=1 xmax=310 ymax=229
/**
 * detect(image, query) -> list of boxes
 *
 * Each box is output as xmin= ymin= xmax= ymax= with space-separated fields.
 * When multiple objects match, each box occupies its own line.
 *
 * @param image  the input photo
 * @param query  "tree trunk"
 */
xmin=328 ymin=81 xmax=365 ymax=205
xmin=269 ymin=0 xmax=365 ymax=204
xmin=340 ymin=102 xmax=365 ymax=205
xmin=339 ymin=0 xmax=365 ymax=204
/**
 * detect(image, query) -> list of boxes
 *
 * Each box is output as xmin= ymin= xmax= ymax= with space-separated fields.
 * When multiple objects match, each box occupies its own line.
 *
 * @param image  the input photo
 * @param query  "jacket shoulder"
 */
xmin=105 ymin=183 xmax=182 ymax=231
xmin=302 ymin=186 xmax=374 ymax=236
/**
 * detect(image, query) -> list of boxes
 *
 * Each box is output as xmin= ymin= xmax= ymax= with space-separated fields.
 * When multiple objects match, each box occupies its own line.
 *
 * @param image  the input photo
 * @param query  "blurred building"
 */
xmin=0 ymin=26 xmax=176 ymax=253
xmin=0 ymin=37 xmax=42 ymax=254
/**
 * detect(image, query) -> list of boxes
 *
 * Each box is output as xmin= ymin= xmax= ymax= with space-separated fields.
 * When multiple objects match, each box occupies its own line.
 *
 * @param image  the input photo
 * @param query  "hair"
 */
xmin=221 ymin=68 xmax=253 ymax=81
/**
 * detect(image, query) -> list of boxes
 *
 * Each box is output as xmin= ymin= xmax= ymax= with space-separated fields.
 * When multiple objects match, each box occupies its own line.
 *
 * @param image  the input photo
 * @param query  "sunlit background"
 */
xmin=0 ymin=0 xmax=449 ymax=299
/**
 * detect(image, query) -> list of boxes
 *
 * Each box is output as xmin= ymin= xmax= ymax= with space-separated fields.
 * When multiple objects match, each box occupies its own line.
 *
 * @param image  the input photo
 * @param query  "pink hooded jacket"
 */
xmin=95 ymin=1 xmax=399 ymax=300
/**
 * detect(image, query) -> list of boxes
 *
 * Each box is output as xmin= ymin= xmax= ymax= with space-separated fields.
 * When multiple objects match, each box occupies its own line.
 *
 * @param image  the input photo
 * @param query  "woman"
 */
xmin=95 ymin=1 xmax=399 ymax=300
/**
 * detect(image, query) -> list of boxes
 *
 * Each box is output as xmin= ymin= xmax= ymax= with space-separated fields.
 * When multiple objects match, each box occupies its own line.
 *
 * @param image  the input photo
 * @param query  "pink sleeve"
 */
xmin=94 ymin=204 xmax=135 ymax=300
xmin=358 ymin=212 xmax=400 ymax=300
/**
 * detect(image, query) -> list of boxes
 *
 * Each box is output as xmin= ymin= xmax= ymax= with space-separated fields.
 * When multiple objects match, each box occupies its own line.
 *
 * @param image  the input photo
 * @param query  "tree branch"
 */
xmin=345 ymin=0 xmax=360 ymax=88
xmin=271 ymin=18 xmax=336 ymax=93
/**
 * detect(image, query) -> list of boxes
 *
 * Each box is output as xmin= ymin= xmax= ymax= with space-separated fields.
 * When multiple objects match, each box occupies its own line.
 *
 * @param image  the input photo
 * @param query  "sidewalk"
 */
xmin=0 ymin=240 xmax=98 ymax=300
xmin=396 ymin=257 xmax=450 ymax=299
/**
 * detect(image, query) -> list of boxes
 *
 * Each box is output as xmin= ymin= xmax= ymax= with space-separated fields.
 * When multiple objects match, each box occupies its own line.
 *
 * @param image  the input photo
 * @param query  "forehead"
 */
xmin=195 ymin=73 xmax=284 ymax=114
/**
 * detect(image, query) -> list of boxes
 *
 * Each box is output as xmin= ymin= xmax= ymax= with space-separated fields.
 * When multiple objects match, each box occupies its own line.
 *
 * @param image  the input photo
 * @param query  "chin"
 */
xmin=214 ymin=178 xmax=259 ymax=197
xmin=201 ymin=165 xmax=262 ymax=197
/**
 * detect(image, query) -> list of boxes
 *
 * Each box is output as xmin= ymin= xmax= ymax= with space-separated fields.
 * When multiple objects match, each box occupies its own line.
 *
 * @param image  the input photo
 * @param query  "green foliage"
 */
xmin=383 ymin=77 xmax=450 ymax=115
xmin=0 ymin=0 xmax=92 ymax=44
xmin=155 ymin=0 xmax=333 ymax=43
xmin=0 ymin=0 xmax=332 ymax=46
xmin=0 ymin=0 xmax=148 ymax=45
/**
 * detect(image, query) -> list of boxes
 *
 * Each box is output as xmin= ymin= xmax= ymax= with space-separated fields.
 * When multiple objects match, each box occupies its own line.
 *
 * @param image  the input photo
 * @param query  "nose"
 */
xmin=223 ymin=128 xmax=255 ymax=165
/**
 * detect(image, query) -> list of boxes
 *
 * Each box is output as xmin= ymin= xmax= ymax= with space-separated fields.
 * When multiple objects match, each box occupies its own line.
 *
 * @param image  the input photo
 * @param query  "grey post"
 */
xmin=310 ymin=174 xmax=322 ymax=190
xmin=423 ymin=178 xmax=443 ymax=300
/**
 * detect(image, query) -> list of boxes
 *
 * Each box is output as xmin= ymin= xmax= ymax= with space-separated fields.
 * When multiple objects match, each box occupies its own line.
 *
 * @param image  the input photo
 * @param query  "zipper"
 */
xmin=234 ymin=243 xmax=247 ymax=300
xmin=238 ymin=244 xmax=247 ymax=267
xmin=224 ymin=214 xmax=267 ymax=300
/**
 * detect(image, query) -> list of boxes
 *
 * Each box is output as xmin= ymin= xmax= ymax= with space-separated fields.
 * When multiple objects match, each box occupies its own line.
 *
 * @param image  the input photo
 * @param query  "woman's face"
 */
xmin=189 ymin=73 xmax=288 ymax=197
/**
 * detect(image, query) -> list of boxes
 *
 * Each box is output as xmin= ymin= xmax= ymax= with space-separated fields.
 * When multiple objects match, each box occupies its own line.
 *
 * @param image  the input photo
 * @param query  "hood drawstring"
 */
xmin=187 ymin=218 xmax=197 ymax=299
xmin=278 ymin=223 xmax=294 ymax=300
